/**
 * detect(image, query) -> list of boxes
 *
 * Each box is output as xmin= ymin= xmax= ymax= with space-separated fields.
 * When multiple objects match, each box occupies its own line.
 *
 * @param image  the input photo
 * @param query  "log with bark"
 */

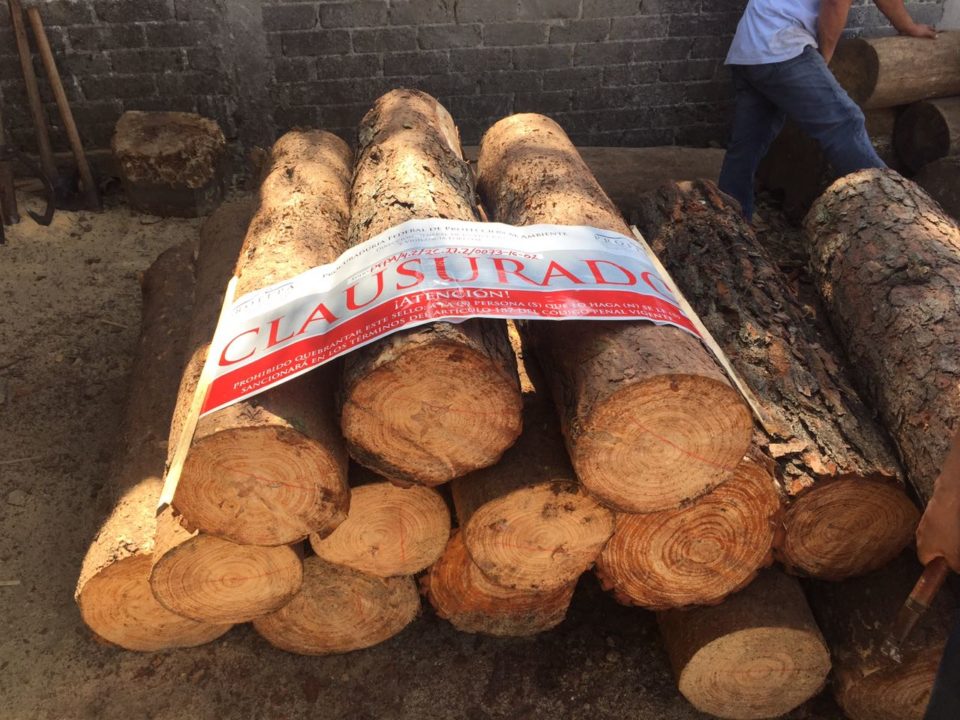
xmin=805 ymin=169 xmax=960 ymax=504
xmin=421 ymin=530 xmax=576 ymax=637
xmin=339 ymin=89 xmax=522 ymax=487
xmin=75 ymin=240 xmax=232 ymax=651
xmin=253 ymin=555 xmax=421 ymax=655
xmin=658 ymin=569 xmax=832 ymax=720
xmin=631 ymin=180 xmax=918 ymax=580
xmin=171 ymin=131 xmax=350 ymax=546
xmin=805 ymin=552 xmax=954 ymax=720
xmin=831 ymin=32 xmax=960 ymax=109
xmin=451 ymin=344 xmax=615 ymax=592
xmin=309 ymin=465 xmax=450 ymax=577
xmin=894 ymin=97 xmax=960 ymax=173
xmin=476 ymin=113 xmax=752 ymax=513
xmin=916 ymin=155 xmax=960 ymax=220
xmin=595 ymin=452 xmax=781 ymax=609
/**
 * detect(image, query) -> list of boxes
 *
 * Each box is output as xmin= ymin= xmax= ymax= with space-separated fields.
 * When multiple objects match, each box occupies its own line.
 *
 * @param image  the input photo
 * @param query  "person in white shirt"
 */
xmin=717 ymin=0 xmax=936 ymax=220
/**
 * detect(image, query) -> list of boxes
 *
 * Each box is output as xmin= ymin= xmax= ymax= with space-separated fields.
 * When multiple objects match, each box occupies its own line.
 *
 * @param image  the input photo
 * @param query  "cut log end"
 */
xmin=676 ymin=627 xmax=832 ymax=720
xmin=779 ymin=478 xmax=919 ymax=580
xmin=838 ymin=652 xmax=944 ymax=720
xmin=150 ymin=533 xmax=303 ymax=625
xmin=177 ymin=425 xmax=349 ymax=546
xmin=574 ymin=372 xmax=753 ymax=513
xmin=341 ymin=335 xmax=522 ymax=486
xmin=830 ymin=39 xmax=879 ymax=106
xmin=596 ymin=455 xmax=781 ymax=609
xmin=309 ymin=482 xmax=450 ymax=577
xmin=77 ymin=554 xmax=231 ymax=652
xmin=422 ymin=530 xmax=575 ymax=637
xmin=462 ymin=480 xmax=614 ymax=592
xmin=253 ymin=556 xmax=420 ymax=655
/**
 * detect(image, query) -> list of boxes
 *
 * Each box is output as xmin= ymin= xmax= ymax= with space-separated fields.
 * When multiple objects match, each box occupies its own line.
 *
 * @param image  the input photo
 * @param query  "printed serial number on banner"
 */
xmin=201 ymin=219 xmax=700 ymax=415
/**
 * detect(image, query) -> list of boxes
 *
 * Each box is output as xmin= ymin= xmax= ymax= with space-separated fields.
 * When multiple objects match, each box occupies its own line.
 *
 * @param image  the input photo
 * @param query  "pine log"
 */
xmin=894 ymin=97 xmax=960 ymax=173
xmin=171 ymin=131 xmax=350 ymax=546
xmin=149 ymin=515 xmax=303 ymax=624
xmin=831 ymin=32 xmax=960 ymax=110
xmin=658 ymin=569 xmax=832 ymax=720
xmin=805 ymin=552 xmax=954 ymax=720
xmin=74 ymin=240 xmax=232 ymax=652
xmin=476 ymin=113 xmax=752 ymax=513
xmin=339 ymin=89 xmax=521 ymax=487
xmin=595 ymin=452 xmax=781 ymax=609
xmin=421 ymin=530 xmax=575 ymax=637
xmin=252 ymin=556 xmax=420 ymax=655
xmin=309 ymin=465 xmax=450 ymax=577
xmin=452 ymin=396 xmax=615 ymax=592
xmin=631 ymin=180 xmax=918 ymax=580
xmin=805 ymin=169 xmax=960 ymax=504
xmin=915 ymin=156 xmax=960 ymax=220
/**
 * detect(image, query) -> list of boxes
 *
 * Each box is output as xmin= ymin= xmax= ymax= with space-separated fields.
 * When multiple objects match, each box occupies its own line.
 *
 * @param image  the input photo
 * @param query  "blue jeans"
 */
xmin=718 ymin=45 xmax=886 ymax=220
xmin=925 ymin=611 xmax=960 ymax=719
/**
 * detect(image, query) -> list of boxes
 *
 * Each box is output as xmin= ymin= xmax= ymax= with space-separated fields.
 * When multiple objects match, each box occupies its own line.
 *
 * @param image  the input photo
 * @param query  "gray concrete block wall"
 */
xmin=0 ymin=0 xmax=947 ymax=162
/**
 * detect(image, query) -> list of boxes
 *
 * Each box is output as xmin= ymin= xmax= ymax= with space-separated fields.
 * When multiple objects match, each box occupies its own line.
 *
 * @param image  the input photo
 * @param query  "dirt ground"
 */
xmin=0 ymin=190 xmax=843 ymax=720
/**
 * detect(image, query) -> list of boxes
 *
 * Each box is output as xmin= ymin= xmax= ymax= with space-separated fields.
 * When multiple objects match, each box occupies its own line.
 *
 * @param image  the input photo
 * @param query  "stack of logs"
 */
xmin=76 ymin=90 xmax=956 ymax=720
xmin=760 ymin=30 xmax=960 ymax=222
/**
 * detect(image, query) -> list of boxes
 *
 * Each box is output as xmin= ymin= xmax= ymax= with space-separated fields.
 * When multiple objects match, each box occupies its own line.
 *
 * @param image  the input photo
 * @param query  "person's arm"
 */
xmin=819 ymin=0 xmax=855 ymax=64
xmin=917 ymin=428 xmax=960 ymax=572
xmin=873 ymin=0 xmax=938 ymax=38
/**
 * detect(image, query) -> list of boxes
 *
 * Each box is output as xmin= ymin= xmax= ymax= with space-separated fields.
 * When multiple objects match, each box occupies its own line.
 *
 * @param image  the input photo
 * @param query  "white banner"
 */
xmin=200 ymin=219 xmax=699 ymax=415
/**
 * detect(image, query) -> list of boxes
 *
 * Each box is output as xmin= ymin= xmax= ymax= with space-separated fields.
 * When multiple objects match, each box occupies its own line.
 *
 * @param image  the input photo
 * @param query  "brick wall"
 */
xmin=0 ymin=0 xmax=947 ymax=164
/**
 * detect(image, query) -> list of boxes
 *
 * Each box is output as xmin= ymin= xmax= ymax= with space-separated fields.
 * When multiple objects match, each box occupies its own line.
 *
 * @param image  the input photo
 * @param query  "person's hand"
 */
xmin=900 ymin=22 xmax=937 ymax=39
xmin=917 ymin=475 xmax=960 ymax=572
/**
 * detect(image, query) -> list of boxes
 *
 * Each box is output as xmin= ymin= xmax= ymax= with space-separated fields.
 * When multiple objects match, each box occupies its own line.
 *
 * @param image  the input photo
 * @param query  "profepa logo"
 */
xmin=593 ymin=231 xmax=636 ymax=250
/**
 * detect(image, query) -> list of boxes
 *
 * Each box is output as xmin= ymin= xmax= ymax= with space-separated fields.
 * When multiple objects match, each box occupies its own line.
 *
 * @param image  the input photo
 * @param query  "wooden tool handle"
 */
xmin=912 ymin=556 xmax=951 ymax=609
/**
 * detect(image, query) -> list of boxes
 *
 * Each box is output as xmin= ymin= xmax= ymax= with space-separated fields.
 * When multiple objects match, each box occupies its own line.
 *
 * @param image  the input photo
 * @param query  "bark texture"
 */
xmin=831 ymin=32 xmax=960 ymax=109
xmin=632 ymin=180 xmax=917 ymax=580
xmin=477 ymin=113 xmax=752 ymax=513
xmin=340 ymin=89 xmax=522 ymax=487
xmin=75 ymin=240 xmax=231 ymax=651
xmin=658 ymin=569 xmax=831 ymax=720
xmin=805 ymin=552 xmax=954 ymax=720
xmin=805 ymin=169 xmax=960 ymax=503
xmin=894 ymin=97 xmax=960 ymax=173
xmin=172 ymin=132 xmax=351 ymax=546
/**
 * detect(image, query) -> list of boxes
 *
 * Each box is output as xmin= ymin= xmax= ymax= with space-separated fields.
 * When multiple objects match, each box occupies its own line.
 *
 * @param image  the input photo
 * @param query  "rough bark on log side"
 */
xmin=74 ymin=240 xmax=232 ymax=652
xmin=805 ymin=552 xmax=954 ymax=720
xmin=631 ymin=180 xmax=918 ymax=580
xmin=421 ymin=530 xmax=576 ymax=637
xmin=309 ymin=464 xmax=450 ymax=577
xmin=658 ymin=569 xmax=832 ymax=720
xmin=339 ymin=89 xmax=522 ymax=487
xmin=476 ymin=113 xmax=752 ymax=514
xmin=916 ymin=156 xmax=960 ymax=221
xmin=894 ymin=97 xmax=960 ymax=173
xmin=253 ymin=556 xmax=421 ymax=655
xmin=805 ymin=169 xmax=960 ymax=504
xmin=830 ymin=32 xmax=960 ymax=110
xmin=595 ymin=452 xmax=782 ymax=609
xmin=452 ymin=395 xmax=615 ymax=592
xmin=171 ymin=131 xmax=351 ymax=546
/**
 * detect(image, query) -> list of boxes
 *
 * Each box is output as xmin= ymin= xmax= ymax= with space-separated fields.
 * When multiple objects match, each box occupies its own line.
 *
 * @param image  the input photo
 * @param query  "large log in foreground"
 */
xmin=75 ymin=241 xmax=231 ymax=651
xmin=806 ymin=169 xmax=960 ymax=504
xmin=831 ymin=32 xmax=960 ymax=110
xmin=421 ymin=530 xmax=576 ymax=637
xmin=253 ymin=556 xmax=420 ymax=655
xmin=805 ymin=552 xmax=953 ymax=720
xmin=659 ymin=569 xmax=831 ymax=720
xmin=632 ymin=180 xmax=917 ymax=580
xmin=309 ymin=465 xmax=450 ymax=577
xmin=894 ymin=97 xmax=960 ymax=173
xmin=340 ymin=89 xmax=521 ymax=486
xmin=595 ymin=452 xmax=781 ymax=609
xmin=172 ymin=131 xmax=350 ymax=546
xmin=477 ymin=113 xmax=752 ymax=513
